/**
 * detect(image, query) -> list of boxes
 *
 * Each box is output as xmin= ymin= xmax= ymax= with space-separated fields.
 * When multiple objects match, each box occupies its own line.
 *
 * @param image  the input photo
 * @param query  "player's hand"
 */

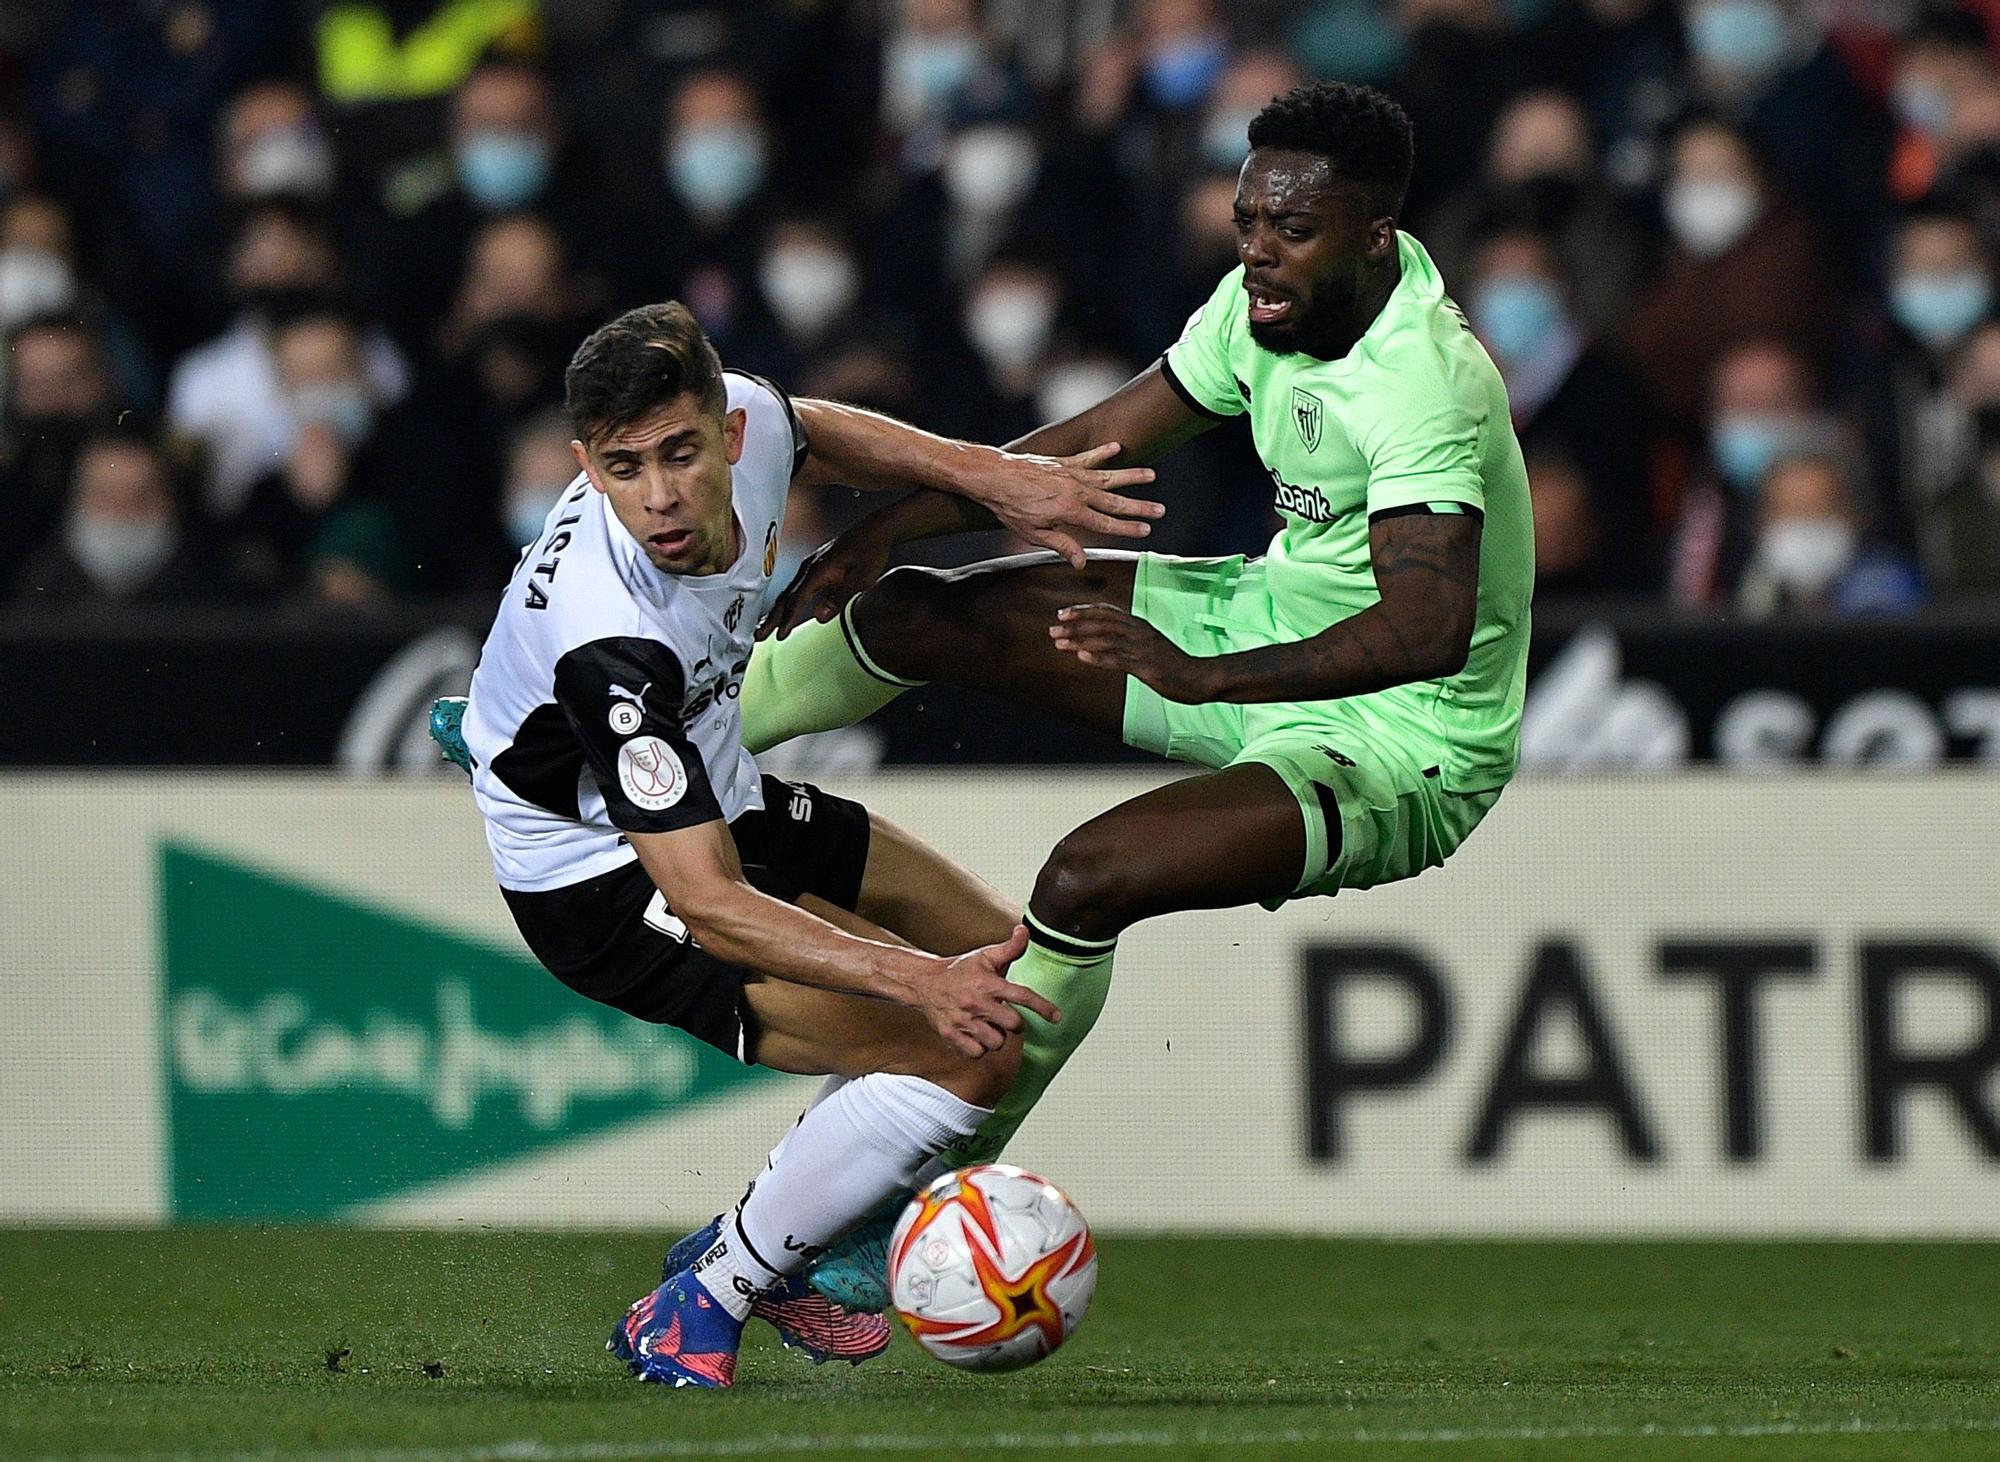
xmin=758 ymin=522 xmax=895 ymax=640
xmin=919 ymin=926 xmax=1061 ymax=1057
xmin=1051 ymin=603 xmax=1213 ymax=703
xmin=962 ymin=442 xmax=1163 ymax=570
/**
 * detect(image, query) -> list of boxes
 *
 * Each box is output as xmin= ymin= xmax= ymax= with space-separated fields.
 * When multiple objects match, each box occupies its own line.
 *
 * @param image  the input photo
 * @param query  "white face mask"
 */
xmin=758 ymin=245 xmax=859 ymax=338
xmin=239 ymin=125 xmax=336 ymax=200
xmin=965 ymin=283 xmax=1057 ymax=371
xmin=1664 ymin=177 xmax=1760 ymax=258
xmin=943 ymin=127 xmax=1039 ymax=215
xmin=65 ymin=513 xmax=176 ymax=596
xmin=1759 ymin=516 xmax=1856 ymax=593
xmin=0 ymin=246 xmax=77 ymax=329
xmin=1036 ymin=361 xmax=1131 ymax=424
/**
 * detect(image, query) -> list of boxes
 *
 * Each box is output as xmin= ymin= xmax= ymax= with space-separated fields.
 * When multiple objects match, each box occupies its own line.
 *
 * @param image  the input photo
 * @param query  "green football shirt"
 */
xmin=1160 ymin=231 xmax=1534 ymax=792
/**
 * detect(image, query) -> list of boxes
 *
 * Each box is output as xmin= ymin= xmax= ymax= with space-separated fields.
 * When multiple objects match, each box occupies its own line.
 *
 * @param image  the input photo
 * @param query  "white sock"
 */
xmin=761 ymin=1074 xmax=849 ymax=1173
xmin=689 ymin=1074 xmax=989 ymax=1320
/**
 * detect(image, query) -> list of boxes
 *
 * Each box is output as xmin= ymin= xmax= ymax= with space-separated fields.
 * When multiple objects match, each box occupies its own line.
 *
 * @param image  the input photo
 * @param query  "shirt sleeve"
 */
xmin=1160 ymin=268 xmax=1249 ymax=420
xmin=551 ymin=636 xmax=723 ymax=834
xmin=1354 ymin=362 xmax=1487 ymax=518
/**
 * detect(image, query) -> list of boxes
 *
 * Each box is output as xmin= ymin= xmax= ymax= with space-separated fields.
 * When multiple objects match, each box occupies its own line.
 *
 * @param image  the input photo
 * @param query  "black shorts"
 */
xmin=500 ymin=776 xmax=872 ymax=1061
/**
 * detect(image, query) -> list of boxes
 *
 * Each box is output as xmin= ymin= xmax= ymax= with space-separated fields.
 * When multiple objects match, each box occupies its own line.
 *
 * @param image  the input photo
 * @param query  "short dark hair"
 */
xmin=564 ymin=301 xmax=725 ymax=446
xmin=1247 ymin=81 xmax=1414 ymax=216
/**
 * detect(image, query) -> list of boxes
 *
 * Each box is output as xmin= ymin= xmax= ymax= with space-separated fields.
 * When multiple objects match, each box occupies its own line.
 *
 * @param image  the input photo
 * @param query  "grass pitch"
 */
xmin=2 ymin=1230 xmax=1997 ymax=1461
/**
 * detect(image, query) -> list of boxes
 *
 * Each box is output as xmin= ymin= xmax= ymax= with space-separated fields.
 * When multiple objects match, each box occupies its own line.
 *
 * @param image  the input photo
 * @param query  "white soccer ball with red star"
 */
xmin=886 ymin=1163 xmax=1097 ymax=1372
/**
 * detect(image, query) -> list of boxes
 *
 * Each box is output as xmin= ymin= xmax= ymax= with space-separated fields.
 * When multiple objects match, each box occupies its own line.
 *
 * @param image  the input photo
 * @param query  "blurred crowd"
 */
xmin=7 ymin=0 xmax=2000 ymax=619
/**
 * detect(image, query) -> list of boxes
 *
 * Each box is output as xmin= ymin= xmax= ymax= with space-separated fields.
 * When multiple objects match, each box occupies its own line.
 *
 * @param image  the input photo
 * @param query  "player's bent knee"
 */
xmin=853 ymin=565 xmax=955 ymax=677
xmin=1030 ymin=825 xmax=1140 ymax=943
xmin=937 ymin=1032 xmax=1023 ymax=1109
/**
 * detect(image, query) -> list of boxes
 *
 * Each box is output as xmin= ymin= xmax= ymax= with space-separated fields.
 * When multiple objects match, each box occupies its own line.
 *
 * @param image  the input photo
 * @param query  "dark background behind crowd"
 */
xmin=7 ymin=0 xmax=2000 ymax=621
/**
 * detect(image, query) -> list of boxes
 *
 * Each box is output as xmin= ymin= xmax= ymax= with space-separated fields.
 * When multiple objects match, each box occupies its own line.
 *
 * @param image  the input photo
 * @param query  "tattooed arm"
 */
xmin=1049 ymin=509 xmax=1482 ymax=704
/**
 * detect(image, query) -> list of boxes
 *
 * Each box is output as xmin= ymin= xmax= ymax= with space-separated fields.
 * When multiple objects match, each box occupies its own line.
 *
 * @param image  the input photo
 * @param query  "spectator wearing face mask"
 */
xmin=0 ymin=317 xmax=122 ymax=589
xmin=1419 ymin=89 xmax=1649 ymax=336
xmin=1625 ymin=116 xmax=1842 ymax=430
xmin=12 ymin=427 xmax=209 ymax=608
xmin=1075 ymin=0 xmax=1233 ymax=138
xmin=939 ymin=245 xmax=1068 ymax=444
xmin=628 ymin=68 xmax=778 ymax=346
xmin=1107 ymin=51 xmax=1307 ymax=350
xmin=1667 ymin=338 xmax=1844 ymax=605
xmin=216 ymin=79 xmax=340 ymax=210
xmin=223 ymin=309 xmax=410 ymax=600
xmin=365 ymin=60 xmax=607 ymax=359
xmin=880 ymin=0 xmax=991 ymax=152
xmin=1735 ymin=452 xmax=1923 ymax=617
xmin=1465 ymin=223 xmax=1658 ymax=589
xmin=1592 ymin=0 xmax=1889 ymax=253
xmin=0 ymin=193 xmax=156 ymax=411
xmin=876 ymin=79 xmax=1088 ymax=335
xmin=166 ymin=200 xmax=409 ymax=518
xmin=1855 ymin=201 xmax=1997 ymax=552
xmin=740 ymin=216 xmax=871 ymax=381
xmin=1070 ymin=0 xmax=1234 ymax=224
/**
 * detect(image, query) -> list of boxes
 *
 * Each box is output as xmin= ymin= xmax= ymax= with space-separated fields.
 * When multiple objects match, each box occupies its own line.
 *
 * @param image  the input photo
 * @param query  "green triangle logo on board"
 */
xmin=159 ymin=841 xmax=775 ymax=1219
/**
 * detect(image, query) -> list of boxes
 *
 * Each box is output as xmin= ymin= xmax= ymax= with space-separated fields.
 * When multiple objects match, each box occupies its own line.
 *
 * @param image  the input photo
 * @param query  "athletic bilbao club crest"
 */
xmin=1292 ymin=387 xmax=1323 ymax=452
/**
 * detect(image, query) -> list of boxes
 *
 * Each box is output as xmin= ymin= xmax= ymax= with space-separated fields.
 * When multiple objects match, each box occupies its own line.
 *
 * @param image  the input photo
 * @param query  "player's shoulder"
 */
xmin=725 ymin=369 xmax=809 ymax=478
xmin=1356 ymin=240 xmax=1497 ymax=410
xmin=1185 ymin=266 xmax=1247 ymax=344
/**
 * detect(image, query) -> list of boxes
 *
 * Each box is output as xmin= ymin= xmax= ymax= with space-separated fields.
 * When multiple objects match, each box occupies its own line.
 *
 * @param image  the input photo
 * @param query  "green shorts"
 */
xmin=1123 ymin=552 xmax=1502 ymax=905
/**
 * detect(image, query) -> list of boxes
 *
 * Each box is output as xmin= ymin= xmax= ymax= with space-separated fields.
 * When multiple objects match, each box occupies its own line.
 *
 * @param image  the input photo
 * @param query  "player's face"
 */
xmin=575 ymin=393 xmax=746 ymax=575
xmin=1233 ymin=148 xmax=1394 ymax=356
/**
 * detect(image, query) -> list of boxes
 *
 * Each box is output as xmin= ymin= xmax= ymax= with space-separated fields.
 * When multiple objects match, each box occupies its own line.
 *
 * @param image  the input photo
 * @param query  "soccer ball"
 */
xmin=886 ymin=1163 xmax=1097 ymax=1372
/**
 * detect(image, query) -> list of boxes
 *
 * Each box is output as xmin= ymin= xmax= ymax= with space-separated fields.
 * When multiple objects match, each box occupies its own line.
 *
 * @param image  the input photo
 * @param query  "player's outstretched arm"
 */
xmin=1051 ymin=509 xmax=1481 ymax=704
xmin=629 ymin=820 xmax=1057 ymax=1058
xmin=762 ymin=365 xmax=1214 ymax=637
xmin=789 ymin=396 xmax=1163 ymax=569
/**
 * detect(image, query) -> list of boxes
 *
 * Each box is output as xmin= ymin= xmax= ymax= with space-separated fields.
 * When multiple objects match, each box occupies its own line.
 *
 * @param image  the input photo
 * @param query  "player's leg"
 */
xmin=741 ymin=551 xmax=1138 ymax=752
xmin=620 ymin=909 xmax=1024 ymax=1387
xmin=945 ymin=763 xmax=1308 ymax=1166
xmin=1025 ymin=762 xmax=1309 ymax=939
xmin=852 ymin=811 xmax=1018 ymax=955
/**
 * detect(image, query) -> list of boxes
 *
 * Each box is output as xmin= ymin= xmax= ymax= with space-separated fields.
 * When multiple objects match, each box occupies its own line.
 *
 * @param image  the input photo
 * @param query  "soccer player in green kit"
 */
xmin=740 ymin=81 xmax=1533 ymax=1306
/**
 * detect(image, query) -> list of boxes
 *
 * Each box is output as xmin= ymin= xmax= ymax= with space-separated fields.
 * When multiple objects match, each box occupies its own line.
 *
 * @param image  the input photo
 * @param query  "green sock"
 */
xmin=741 ymin=603 xmax=923 ymax=755
xmin=945 ymin=915 xmax=1118 ymax=1167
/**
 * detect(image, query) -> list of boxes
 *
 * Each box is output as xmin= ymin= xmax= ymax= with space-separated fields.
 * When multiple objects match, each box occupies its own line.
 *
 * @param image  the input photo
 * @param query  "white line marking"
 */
xmin=31 ymin=1416 xmax=2000 ymax=1461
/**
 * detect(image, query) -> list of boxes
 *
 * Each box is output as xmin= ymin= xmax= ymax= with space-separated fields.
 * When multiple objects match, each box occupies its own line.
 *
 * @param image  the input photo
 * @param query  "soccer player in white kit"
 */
xmin=460 ymin=302 xmax=1159 ymax=1387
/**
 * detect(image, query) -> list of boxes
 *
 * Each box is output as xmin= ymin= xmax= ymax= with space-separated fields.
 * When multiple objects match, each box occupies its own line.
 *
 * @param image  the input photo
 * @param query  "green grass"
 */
xmin=2 ymin=1231 xmax=1997 ymax=1461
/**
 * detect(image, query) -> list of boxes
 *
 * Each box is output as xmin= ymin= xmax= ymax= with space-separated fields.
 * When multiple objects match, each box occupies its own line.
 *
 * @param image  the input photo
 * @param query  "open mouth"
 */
xmin=1245 ymin=281 xmax=1295 ymax=325
xmin=649 ymin=528 xmax=693 ymax=554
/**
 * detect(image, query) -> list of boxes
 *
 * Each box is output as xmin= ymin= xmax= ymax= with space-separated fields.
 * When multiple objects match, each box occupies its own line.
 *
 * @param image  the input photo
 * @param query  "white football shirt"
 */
xmin=464 ymin=371 xmax=806 ymax=893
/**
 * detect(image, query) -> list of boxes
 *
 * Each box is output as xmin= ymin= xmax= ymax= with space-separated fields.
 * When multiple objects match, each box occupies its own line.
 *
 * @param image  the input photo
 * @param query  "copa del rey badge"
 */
xmin=617 ymin=736 xmax=687 ymax=810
